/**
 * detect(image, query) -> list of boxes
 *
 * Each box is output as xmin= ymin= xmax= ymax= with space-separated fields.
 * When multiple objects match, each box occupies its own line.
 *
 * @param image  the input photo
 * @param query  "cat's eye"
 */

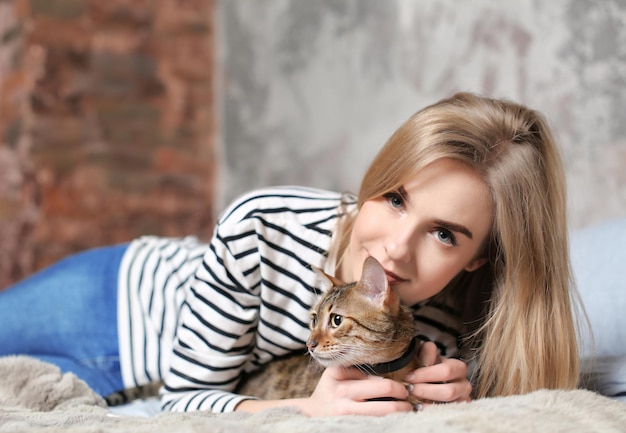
xmin=330 ymin=314 xmax=343 ymax=328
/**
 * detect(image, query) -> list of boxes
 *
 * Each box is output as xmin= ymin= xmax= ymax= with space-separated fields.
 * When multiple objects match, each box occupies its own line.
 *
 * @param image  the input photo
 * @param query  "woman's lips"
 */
xmin=365 ymin=254 xmax=408 ymax=284
xmin=384 ymin=270 xmax=407 ymax=285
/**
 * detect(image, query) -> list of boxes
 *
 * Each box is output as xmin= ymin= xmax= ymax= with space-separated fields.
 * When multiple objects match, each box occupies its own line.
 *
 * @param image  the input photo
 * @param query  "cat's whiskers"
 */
xmin=354 ymin=363 xmax=380 ymax=376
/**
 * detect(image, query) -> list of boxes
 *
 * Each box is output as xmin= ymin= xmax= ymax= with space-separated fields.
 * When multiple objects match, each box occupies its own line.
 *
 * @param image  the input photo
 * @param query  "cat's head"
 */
xmin=306 ymin=256 xmax=415 ymax=368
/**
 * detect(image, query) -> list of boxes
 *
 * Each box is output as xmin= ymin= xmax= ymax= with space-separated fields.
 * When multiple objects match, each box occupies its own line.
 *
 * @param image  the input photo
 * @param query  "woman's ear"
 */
xmin=464 ymin=257 xmax=488 ymax=272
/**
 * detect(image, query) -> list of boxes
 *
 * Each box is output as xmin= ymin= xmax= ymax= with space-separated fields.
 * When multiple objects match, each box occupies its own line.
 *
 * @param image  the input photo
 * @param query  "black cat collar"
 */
xmin=357 ymin=337 xmax=418 ymax=375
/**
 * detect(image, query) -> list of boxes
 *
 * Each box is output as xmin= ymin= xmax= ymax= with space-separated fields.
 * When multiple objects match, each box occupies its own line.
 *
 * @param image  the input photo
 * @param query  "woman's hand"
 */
xmin=236 ymin=365 xmax=414 ymax=416
xmin=236 ymin=342 xmax=469 ymax=416
xmin=302 ymin=365 xmax=414 ymax=416
xmin=404 ymin=341 xmax=472 ymax=408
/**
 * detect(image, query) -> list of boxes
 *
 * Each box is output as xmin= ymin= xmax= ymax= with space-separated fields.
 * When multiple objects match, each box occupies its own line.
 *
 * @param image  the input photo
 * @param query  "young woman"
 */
xmin=0 ymin=92 xmax=581 ymax=416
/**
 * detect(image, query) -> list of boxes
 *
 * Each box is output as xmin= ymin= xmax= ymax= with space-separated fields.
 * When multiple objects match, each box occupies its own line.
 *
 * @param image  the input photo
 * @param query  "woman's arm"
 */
xmin=236 ymin=366 xmax=414 ymax=416
xmin=160 ymin=187 xmax=361 ymax=414
xmin=159 ymin=213 xmax=264 ymax=413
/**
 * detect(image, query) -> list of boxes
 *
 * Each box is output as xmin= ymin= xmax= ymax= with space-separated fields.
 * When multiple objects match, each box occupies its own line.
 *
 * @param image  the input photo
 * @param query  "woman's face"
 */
xmin=343 ymin=158 xmax=493 ymax=305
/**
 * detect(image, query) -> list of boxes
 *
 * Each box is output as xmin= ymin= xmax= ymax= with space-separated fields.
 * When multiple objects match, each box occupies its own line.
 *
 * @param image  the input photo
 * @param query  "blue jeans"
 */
xmin=0 ymin=244 xmax=128 ymax=397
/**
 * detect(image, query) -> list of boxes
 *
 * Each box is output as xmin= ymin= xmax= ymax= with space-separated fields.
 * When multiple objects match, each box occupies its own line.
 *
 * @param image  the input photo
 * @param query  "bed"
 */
xmin=0 ymin=355 xmax=624 ymax=433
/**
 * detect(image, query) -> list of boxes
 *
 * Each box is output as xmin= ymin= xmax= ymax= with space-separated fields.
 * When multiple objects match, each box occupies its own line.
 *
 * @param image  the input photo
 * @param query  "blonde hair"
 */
xmin=336 ymin=92 xmax=580 ymax=398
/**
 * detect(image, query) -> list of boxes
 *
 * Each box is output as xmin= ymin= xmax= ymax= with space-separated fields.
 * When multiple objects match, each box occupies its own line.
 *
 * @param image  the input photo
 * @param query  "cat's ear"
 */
xmin=311 ymin=265 xmax=345 ymax=290
xmin=360 ymin=257 xmax=399 ymax=312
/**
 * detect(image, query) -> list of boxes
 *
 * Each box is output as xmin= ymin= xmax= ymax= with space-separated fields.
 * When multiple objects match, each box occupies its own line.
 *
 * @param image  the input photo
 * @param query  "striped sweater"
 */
xmin=116 ymin=186 xmax=462 ymax=413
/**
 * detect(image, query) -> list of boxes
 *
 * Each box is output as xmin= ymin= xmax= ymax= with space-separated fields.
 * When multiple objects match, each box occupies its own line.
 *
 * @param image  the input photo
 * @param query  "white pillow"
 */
xmin=571 ymin=218 xmax=626 ymax=358
xmin=571 ymin=218 xmax=626 ymax=400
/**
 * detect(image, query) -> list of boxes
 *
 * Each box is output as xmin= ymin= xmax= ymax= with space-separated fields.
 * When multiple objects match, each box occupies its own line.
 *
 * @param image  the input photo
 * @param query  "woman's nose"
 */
xmin=384 ymin=225 xmax=414 ymax=263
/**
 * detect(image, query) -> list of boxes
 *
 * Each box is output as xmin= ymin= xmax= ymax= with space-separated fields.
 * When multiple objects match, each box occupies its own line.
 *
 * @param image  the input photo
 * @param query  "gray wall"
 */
xmin=216 ymin=0 xmax=626 ymax=229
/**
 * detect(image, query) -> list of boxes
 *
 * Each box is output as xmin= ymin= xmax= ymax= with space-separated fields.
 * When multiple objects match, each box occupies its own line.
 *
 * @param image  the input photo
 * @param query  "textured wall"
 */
xmin=217 ymin=0 xmax=626 ymax=230
xmin=0 ymin=0 xmax=216 ymax=289
xmin=2 ymin=0 xmax=625 ymax=288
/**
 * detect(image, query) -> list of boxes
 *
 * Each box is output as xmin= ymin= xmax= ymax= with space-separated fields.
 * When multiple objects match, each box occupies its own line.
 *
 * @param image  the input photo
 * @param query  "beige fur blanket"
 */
xmin=0 ymin=356 xmax=624 ymax=433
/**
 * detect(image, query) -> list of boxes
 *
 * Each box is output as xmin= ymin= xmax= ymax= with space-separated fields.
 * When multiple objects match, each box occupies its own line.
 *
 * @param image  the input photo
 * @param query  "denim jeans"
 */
xmin=0 ymin=244 xmax=128 ymax=397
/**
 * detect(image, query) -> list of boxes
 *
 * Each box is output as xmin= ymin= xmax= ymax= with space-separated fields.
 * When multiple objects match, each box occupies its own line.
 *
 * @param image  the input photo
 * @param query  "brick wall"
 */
xmin=0 ymin=0 xmax=216 ymax=289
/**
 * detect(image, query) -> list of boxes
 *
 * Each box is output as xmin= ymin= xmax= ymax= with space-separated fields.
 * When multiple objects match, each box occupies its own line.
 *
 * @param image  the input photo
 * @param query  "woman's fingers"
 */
xmin=309 ymin=367 xmax=414 ymax=416
xmin=337 ymin=397 xmax=414 ymax=416
xmin=405 ymin=342 xmax=472 ymax=404
xmin=411 ymin=379 xmax=472 ymax=404
xmin=417 ymin=341 xmax=439 ymax=367
xmin=324 ymin=367 xmax=411 ymax=401
xmin=407 ymin=356 xmax=468 ymax=384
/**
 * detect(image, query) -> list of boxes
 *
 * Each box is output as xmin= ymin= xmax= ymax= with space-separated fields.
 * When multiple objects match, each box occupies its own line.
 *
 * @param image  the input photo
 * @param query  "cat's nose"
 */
xmin=307 ymin=339 xmax=318 ymax=350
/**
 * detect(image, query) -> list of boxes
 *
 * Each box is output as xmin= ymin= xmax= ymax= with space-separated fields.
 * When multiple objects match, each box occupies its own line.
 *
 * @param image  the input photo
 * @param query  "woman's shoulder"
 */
xmin=217 ymin=186 xmax=354 ymax=225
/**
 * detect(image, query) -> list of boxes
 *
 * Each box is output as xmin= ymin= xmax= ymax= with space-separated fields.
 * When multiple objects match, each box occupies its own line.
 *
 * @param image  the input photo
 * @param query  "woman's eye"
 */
xmin=383 ymin=192 xmax=404 ymax=209
xmin=435 ymin=229 xmax=457 ymax=246
xmin=330 ymin=314 xmax=343 ymax=328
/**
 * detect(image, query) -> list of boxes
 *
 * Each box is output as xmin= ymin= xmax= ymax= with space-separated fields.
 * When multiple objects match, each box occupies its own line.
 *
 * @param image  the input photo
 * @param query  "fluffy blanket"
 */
xmin=0 ymin=356 xmax=624 ymax=433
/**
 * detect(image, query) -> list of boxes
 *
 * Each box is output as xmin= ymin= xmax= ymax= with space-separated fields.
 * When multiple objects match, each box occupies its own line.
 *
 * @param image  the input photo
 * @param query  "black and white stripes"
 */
xmin=116 ymin=186 xmax=463 ymax=413
xmin=117 ymin=236 xmax=208 ymax=389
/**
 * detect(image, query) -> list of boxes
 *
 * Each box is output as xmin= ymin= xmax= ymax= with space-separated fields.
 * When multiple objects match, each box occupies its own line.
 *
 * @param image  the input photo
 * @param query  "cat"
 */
xmin=237 ymin=256 xmax=422 ymax=405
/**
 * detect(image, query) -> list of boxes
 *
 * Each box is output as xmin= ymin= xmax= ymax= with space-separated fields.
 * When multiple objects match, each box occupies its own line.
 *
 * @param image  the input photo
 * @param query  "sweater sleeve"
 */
xmin=159 ymin=186 xmax=345 ymax=412
xmin=160 ymin=214 xmax=262 ymax=413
